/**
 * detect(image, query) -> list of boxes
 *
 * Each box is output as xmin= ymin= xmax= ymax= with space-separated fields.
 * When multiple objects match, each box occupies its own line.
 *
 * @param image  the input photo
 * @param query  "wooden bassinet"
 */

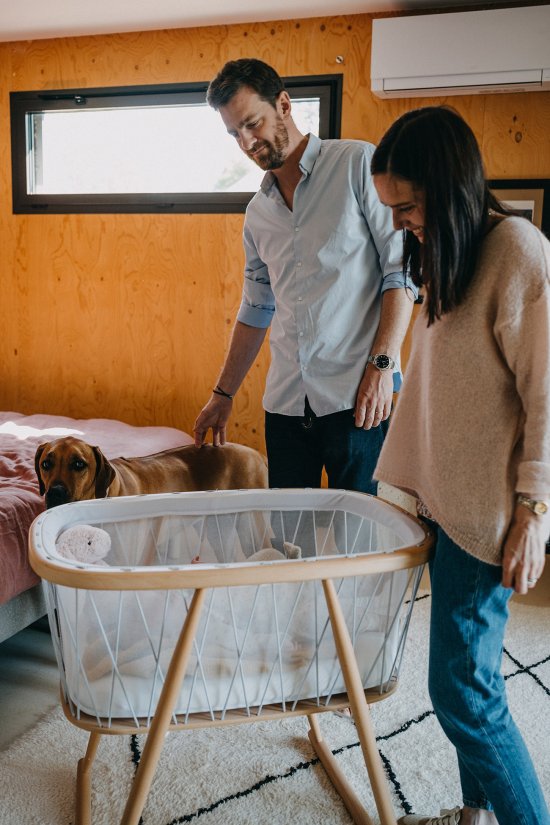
xmin=29 ymin=488 xmax=432 ymax=825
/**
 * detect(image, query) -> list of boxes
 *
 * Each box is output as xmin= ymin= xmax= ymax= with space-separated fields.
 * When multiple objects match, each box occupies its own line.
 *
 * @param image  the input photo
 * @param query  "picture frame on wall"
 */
xmin=489 ymin=179 xmax=550 ymax=237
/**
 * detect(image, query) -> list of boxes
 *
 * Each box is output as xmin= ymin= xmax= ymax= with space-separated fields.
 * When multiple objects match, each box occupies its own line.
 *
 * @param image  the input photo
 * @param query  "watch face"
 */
xmin=374 ymin=354 xmax=391 ymax=370
xmin=534 ymin=501 xmax=548 ymax=515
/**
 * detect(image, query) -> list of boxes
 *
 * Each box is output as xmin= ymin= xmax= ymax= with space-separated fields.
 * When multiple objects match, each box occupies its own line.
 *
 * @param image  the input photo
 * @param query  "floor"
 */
xmin=0 ymin=616 xmax=58 ymax=751
xmin=1 ymin=564 xmax=549 ymax=753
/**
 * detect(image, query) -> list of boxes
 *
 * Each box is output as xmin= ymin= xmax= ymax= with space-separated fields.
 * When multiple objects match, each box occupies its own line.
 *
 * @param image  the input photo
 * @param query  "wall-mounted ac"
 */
xmin=371 ymin=5 xmax=550 ymax=98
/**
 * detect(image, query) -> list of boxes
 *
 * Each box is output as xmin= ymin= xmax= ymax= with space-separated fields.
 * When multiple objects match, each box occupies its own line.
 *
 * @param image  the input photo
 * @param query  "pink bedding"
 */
xmin=0 ymin=412 xmax=193 ymax=605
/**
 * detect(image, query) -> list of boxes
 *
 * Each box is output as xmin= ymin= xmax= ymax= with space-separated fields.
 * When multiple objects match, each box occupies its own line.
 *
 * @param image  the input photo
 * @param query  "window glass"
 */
xmin=29 ymin=98 xmax=320 ymax=195
xmin=11 ymin=77 xmax=341 ymax=213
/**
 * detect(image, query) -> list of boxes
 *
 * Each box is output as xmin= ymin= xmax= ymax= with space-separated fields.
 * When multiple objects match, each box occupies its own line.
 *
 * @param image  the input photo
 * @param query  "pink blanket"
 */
xmin=0 ymin=412 xmax=192 ymax=605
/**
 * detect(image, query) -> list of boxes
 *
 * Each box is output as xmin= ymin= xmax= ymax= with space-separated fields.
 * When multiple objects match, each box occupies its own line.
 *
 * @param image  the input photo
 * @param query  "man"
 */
xmin=194 ymin=58 xmax=415 ymax=494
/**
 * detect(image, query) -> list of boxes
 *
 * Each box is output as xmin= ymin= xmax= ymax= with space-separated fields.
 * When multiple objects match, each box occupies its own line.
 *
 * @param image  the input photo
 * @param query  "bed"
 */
xmin=0 ymin=411 xmax=193 ymax=643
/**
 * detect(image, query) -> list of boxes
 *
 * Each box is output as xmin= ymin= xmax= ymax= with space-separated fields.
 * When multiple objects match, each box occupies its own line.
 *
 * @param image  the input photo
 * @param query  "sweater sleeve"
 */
xmin=493 ymin=227 xmax=550 ymax=496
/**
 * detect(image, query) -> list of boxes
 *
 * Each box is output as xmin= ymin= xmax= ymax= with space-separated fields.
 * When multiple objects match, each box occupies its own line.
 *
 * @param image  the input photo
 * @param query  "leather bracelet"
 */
xmin=213 ymin=385 xmax=234 ymax=400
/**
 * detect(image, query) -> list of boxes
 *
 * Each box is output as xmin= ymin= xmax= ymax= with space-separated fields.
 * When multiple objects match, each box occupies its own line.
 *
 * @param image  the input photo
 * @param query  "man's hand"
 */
xmin=354 ymin=365 xmax=393 ymax=429
xmin=193 ymin=395 xmax=233 ymax=447
xmin=502 ymin=503 xmax=548 ymax=594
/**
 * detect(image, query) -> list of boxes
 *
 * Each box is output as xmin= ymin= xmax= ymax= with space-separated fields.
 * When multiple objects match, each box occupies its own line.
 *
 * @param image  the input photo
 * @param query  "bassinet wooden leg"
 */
xmin=76 ymin=730 xmax=101 ymax=825
xmin=322 ymin=578 xmax=398 ymax=825
xmin=308 ymin=713 xmax=374 ymax=825
xmin=121 ymin=587 xmax=206 ymax=825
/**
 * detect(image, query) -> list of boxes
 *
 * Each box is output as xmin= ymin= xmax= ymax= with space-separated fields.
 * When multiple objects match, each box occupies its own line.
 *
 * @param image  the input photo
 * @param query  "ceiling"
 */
xmin=0 ymin=0 xmax=525 ymax=43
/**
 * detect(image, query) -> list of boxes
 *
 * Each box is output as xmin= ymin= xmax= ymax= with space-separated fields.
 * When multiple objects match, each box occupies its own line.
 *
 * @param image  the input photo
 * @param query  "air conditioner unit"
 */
xmin=371 ymin=5 xmax=550 ymax=98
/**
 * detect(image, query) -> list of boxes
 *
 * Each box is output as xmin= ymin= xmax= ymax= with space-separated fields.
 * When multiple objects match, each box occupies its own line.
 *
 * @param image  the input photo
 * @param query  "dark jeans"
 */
xmin=265 ymin=397 xmax=388 ymax=494
xmin=264 ymin=399 xmax=388 ymax=557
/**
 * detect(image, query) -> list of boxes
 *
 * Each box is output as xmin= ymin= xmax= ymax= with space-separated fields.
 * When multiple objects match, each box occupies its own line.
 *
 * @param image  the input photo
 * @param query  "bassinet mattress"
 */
xmin=0 ymin=412 xmax=192 ymax=606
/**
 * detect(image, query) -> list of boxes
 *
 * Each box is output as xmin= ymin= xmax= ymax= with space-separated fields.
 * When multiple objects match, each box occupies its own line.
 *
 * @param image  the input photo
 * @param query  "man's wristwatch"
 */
xmin=367 ymin=353 xmax=396 ymax=372
xmin=517 ymin=495 xmax=549 ymax=516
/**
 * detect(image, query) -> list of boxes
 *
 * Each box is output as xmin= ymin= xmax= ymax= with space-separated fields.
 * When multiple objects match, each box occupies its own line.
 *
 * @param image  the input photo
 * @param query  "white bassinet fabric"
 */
xmin=33 ymin=490 xmax=426 ymax=724
xmin=55 ymin=569 xmax=409 ymax=720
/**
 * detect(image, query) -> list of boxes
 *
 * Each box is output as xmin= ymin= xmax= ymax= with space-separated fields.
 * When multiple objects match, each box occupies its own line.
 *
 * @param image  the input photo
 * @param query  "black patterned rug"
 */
xmin=0 ymin=594 xmax=548 ymax=824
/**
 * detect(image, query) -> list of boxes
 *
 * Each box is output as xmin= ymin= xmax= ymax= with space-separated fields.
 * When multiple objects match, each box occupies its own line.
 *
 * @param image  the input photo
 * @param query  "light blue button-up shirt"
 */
xmin=237 ymin=135 xmax=414 ymax=417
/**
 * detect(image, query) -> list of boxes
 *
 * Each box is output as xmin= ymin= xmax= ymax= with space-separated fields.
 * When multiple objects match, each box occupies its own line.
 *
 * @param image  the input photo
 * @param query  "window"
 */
xmin=10 ymin=76 xmax=342 ymax=214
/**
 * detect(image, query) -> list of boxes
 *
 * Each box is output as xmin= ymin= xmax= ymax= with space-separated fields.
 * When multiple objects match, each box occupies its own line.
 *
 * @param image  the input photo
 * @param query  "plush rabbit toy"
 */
xmin=56 ymin=525 xmax=111 ymax=565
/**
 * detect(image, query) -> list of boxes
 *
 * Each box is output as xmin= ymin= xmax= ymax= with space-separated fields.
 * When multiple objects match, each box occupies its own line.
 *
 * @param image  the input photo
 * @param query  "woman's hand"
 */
xmin=502 ymin=502 xmax=549 ymax=594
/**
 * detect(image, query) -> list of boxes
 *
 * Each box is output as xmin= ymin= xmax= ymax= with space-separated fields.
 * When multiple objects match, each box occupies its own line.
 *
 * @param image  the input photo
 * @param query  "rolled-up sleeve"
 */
xmin=381 ymin=270 xmax=418 ymax=298
xmin=237 ymin=221 xmax=276 ymax=328
xmin=357 ymin=144 xmax=418 ymax=299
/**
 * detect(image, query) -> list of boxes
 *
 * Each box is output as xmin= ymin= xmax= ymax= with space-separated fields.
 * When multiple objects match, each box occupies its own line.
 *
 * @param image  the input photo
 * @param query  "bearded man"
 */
xmin=194 ymin=58 xmax=415 ymax=496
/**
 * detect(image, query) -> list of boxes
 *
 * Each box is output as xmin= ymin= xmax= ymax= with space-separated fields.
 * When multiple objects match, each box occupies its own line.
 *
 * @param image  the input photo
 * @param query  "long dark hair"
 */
xmin=371 ymin=106 xmax=511 ymax=324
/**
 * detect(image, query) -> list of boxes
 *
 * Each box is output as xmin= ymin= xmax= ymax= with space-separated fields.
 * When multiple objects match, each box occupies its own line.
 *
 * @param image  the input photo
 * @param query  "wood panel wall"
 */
xmin=1 ymin=14 xmax=549 ymax=452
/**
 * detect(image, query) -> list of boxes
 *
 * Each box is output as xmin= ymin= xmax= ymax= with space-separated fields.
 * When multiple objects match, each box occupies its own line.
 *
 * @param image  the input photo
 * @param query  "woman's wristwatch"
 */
xmin=517 ymin=495 xmax=549 ymax=516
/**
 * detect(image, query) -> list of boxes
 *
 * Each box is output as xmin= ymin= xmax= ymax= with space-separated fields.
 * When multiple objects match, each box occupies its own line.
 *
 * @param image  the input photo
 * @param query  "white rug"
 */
xmin=1 ymin=595 xmax=548 ymax=825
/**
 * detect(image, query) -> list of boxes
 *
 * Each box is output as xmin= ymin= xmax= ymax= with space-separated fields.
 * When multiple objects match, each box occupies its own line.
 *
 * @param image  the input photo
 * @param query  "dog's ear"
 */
xmin=34 ymin=444 xmax=48 ymax=496
xmin=92 ymin=446 xmax=116 ymax=499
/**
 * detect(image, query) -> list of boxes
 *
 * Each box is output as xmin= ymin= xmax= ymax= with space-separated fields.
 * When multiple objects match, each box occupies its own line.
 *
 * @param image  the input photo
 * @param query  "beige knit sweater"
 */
xmin=375 ymin=217 xmax=550 ymax=565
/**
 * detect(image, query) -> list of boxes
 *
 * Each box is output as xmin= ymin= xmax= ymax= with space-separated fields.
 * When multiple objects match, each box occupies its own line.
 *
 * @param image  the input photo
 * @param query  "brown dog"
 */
xmin=35 ymin=436 xmax=268 ymax=509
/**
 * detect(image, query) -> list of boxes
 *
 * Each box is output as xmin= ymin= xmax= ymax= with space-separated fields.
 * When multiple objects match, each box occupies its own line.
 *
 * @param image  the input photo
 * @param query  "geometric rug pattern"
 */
xmin=0 ymin=594 xmax=548 ymax=824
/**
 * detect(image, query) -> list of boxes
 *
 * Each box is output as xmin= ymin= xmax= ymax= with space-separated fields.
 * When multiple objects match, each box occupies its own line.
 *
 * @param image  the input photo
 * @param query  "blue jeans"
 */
xmin=429 ymin=527 xmax=550 ymax=825
xmin=265 ymin=398 xmax=388 ymax=493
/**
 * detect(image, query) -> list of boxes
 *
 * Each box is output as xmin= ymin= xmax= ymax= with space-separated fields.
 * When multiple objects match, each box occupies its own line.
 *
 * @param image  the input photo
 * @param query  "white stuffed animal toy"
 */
xmin=56 ymin=525 xmax=111 ymax=565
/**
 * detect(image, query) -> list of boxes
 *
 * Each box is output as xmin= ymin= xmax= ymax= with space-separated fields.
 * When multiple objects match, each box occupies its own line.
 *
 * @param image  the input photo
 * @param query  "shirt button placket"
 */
xmin=295 ymin=225 xmax=306 ymax=359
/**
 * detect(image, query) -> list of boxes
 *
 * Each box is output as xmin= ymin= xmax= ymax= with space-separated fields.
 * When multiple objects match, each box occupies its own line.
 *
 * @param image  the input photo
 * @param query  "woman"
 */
xmin=371 ymin=106 xmax=550 ymax=825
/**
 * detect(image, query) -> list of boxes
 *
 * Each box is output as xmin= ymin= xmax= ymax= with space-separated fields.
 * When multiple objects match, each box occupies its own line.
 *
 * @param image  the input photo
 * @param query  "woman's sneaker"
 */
xmin=398 ymin=808 xmax=461 ymax=825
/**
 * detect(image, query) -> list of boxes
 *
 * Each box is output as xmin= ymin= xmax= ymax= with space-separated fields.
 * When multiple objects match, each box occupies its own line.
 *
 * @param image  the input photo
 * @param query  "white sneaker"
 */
xmin=398 ymin=807 xmax=461 ymax=825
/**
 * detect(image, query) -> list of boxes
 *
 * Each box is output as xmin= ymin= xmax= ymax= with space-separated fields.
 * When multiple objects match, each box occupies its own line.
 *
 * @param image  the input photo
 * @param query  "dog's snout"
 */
xmin=45 ymin=483 xmax=71 ymax=509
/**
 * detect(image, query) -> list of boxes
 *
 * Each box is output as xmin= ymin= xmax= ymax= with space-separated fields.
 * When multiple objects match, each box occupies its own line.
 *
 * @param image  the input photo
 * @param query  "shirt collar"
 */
xmin=259 ymin=133 xmax=322 ymax=194
xmin=298 ymin=133 xmax=322 ymax=177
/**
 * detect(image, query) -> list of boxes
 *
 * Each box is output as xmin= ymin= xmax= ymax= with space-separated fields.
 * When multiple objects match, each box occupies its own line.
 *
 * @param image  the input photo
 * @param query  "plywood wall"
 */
xmin=0 ymin=14 xmax=549 ymax=451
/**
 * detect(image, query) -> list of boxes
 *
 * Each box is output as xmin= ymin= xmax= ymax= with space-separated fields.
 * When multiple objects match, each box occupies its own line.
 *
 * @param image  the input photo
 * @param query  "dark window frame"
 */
xmin=10 ymin=75 xmax=342 ymax=215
